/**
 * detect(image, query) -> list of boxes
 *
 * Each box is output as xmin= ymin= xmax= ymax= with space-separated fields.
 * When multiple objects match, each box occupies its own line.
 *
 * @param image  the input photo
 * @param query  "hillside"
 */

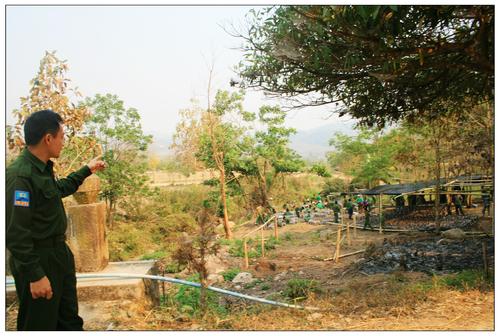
xmin=148 ymin=120 xmax=358 ymax=160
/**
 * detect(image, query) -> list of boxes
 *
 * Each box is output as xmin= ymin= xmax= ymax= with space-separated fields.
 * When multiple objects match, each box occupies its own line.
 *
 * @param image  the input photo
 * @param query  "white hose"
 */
xmin=7 ymin=272 xmax=320 ymax=311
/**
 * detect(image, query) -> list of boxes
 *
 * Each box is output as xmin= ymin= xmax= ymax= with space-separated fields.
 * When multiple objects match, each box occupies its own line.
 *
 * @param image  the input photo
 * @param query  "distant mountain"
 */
xmin=148 ymin=120 xmax=358 ymax=160
xmin=148 ymin=133 xmax=173 ymax=157
xmin=289 ymin=120 xmax=358 ymax=160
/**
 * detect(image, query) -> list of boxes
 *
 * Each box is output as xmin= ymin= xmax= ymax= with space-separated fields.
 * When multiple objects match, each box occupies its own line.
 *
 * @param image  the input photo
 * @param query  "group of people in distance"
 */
xmin=260 ymin=186 xmax=493 ymax=230
xmin=273 ymin=193 xmax=377 ymax=229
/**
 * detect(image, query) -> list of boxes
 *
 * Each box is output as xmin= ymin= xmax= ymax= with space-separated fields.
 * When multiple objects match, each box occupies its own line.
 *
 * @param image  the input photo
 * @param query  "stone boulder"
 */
xmin=207 ymin=274 xmax=224 ymax=285
xmin=205 ymin=255 xmax=226 ymax=274
xmin=254 ymin=260 xmax=277 ymax=272
xmin=441 ymin=228 xmax=466 ymax=240
xmin=232 ymin=272 xmax=253 ymax=284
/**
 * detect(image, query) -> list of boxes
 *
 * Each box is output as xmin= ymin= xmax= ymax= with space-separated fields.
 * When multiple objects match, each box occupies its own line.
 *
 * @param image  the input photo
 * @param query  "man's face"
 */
xmin=47 ymin=124 xmax=65 ymax=158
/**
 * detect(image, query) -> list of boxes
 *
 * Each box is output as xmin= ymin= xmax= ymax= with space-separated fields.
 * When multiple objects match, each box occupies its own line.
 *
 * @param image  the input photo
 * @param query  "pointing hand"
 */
xmin=87 ymin=155 xmax=107 ymax=173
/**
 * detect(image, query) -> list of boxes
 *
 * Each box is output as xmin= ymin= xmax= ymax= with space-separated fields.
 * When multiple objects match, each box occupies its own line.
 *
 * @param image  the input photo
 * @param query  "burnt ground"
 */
xmin=210 ymin=206 xmax=494 ymax=330
xmin=225 ymin=216 xmax=493 ymax=294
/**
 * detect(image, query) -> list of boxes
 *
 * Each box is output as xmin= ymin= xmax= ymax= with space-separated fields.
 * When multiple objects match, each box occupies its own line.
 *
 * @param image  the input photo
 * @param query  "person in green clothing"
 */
xmin=355 ymin=194 xmax=364 ymax=214
xmin=453 ymin=194 xmax=465 ymax=215
xmin=6 ymin=110 xmax=106 ymax=331
xmin=283 ymin=208 xmax=294 ymax=224
xmin=481 ymin=186 xmax=492 ymax=217
xmin=294 ymin=203 xmax=303 ymax=218
xmin=363 ymin=200 xmax=374 ymax=229
xmin=304 ymin=205 xmax=312 ymax=223
xmin=332 ymin=200 xmax=341 ymax=223
xmin=345 ymin=198 xmax=354 ymax=219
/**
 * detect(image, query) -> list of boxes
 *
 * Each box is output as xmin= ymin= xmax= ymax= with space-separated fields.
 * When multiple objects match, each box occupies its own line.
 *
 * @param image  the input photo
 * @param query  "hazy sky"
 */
xmin=6 ymin=5 xmax=353 ymax=140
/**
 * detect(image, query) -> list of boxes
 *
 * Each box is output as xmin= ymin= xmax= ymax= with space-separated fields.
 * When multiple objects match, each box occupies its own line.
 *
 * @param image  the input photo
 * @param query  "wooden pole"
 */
xmin=491 ymin=201 xmax=495 ymax=236
xmin=243 ymin=238 xmax=249 ymax=269
xmin=324 ymin=249 xmax=365 ymax=261
xmin=344 ymin=208 xmax=350 ymax=246
xmin=335 ymin=215 xmax=342 ymax=263
xmin=353 ymin=213 xmax=357 ymax=238
xmin=261 ymin=228 xmax=265 ymax=257
xmin=274 ymin=215 xmax=278 ymax=239
xmin=379 ymin=193 xmax=383 ymax=234
xmin=482 ymin=240 xmax=489 ymax=278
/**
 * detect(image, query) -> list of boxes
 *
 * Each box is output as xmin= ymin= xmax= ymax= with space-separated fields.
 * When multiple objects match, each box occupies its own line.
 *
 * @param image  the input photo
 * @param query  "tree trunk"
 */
xmin=107 ymin=198 xmax=115 ymax=229
xmin=257 ymin=161 xmax=270 ymax=208
xmin=434 ymin=138 xmax=441 ymax=232
xmin=219 ymin=167 xmax=232 ymax=239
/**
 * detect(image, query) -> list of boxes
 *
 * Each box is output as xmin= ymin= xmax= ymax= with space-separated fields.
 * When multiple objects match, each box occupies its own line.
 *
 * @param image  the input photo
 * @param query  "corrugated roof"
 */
xmin=362 ymin=182 xmax=430 ymax=195
xmin=362 ymin=175 xmax=491 ymax=196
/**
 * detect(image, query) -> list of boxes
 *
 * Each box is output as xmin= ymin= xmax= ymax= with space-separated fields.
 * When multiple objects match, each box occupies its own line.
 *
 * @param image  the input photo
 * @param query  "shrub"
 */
xmin=228 ymin=239 xmax=258 ymax=258
xmin=284 ymin=278 xmax=321 ymax=299
xmin=174 ymin=274 xmax=227 ymax=316
xmin=321 ymin=177 xmax=348 ymax=194
xmin=164 ymin=262 xmax=186 ymax=273
xmin=140 ymin=250 xmax=167 ymax=260
xmin=244 ymin=279 xmax=263 ymax=289
xmin=229 ymin=237 xmax=281 ymax=258
xmin=439 ymin=270 xmax=493 ymax=291
xmin=218 ymin=238 xmax=232 ymax=246
xmin=221 ymin=268 xmax=241 ymax=282
xmin=108 ymin=221 xmax=154 ymax=261
xmin=309 ymin=163 xmax=332 ymax=177
xmin=264 ymin=236 xmax=279 ymax=250
xmin=260 ymin=283 xmax=271 ymax=290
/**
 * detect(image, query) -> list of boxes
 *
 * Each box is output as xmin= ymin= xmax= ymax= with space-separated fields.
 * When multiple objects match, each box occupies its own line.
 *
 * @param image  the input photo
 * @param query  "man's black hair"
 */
xmin=24 ymin=110 xmax=63 ymax=146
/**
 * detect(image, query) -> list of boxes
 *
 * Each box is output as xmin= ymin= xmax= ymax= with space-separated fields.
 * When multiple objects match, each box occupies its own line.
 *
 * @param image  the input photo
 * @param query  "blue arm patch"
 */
xmin=14 ymin=190 xmax=30 ymax=207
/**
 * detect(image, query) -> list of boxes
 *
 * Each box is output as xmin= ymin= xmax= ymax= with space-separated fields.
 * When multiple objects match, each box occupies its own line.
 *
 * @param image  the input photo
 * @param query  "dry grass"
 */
xmin=66 ymin=271 xmax=493 ymax=331
xmin=6 ymin=285 xmax=493 ymax=331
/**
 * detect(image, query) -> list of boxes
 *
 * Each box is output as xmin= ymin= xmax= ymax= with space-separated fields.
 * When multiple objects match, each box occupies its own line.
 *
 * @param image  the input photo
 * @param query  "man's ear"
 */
xmin=43 ymin=133 xmax=53 ymax=145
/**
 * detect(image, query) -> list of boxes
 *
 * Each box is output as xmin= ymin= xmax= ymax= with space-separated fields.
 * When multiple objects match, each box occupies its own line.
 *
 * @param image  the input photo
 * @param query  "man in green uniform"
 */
xmin=332 ymin=200 xmax=341 ymax=223
xmin=345 ymin=198 xmax=354 ymax=219
xmin=453 ymin=194 xmax=465 ymax=215
xmin=363 ymin=200 xmax=374 ymax=229
xmin=481 ymin=186 xmax=492 ymax=217
xmin=6 ymin=110 xmax=106 ymax=331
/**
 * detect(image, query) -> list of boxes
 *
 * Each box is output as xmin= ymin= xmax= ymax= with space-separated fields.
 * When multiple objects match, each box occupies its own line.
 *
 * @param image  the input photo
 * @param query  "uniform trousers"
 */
xmin=10 ymin=241 xmax=84 ymax=331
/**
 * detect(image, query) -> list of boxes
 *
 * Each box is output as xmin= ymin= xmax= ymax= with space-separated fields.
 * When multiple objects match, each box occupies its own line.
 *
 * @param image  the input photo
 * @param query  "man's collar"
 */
xmin=21 ymin=148 xmax=53 ymax=173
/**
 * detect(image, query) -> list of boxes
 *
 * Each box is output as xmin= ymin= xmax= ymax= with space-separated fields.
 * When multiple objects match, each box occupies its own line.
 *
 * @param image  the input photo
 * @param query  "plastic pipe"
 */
xmin=6 ymin=273 xmax=319 ymax=311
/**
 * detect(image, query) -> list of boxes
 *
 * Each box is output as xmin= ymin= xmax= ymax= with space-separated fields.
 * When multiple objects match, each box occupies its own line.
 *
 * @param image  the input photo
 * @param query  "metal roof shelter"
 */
xmin=363 ymin=175 xmax=492 ymax=197
xmin=443 ymin=175 xmax=493 ymax=188
xmin=362 ymin=181 xmax=436 ymax=196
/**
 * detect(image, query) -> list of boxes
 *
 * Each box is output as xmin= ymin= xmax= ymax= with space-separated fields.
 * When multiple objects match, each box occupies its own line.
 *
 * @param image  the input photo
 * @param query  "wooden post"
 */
xmin=261 ymin=228 xmax=265 ymax=257
xmin=243 ymin=238 xmax=249 ymax=269
xmin=353 ymin=214 xmax=357 ymax=238
xmin=482 ymin=240 xmax=489 ymax=278
xmin=491 ymin=201 xmax=495 ymax=236
xmin=274 ymin=215 xmax=278 ymax=239
xmin=344 ymin=208 xmax=350 ymax=246
xmin=379 ymin=193 xmax=383 ymax=234
xmin=335 ymin=215 xmax=342 ymax=263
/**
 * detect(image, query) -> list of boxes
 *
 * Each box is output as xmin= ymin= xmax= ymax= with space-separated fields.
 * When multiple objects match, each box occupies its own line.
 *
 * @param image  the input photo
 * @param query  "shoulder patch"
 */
xmin=14 ymin=190 xmax=30 ymax=207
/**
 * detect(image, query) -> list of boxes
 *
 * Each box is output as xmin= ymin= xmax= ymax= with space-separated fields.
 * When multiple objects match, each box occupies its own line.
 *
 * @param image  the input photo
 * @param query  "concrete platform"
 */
xmin=6 ymin=260 xmax=160 ymax=306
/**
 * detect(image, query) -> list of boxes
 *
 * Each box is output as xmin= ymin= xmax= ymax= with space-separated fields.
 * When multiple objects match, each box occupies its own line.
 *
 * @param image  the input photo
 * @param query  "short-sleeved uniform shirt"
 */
xmin=6 ymin=148 xmax=91 ymax=282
